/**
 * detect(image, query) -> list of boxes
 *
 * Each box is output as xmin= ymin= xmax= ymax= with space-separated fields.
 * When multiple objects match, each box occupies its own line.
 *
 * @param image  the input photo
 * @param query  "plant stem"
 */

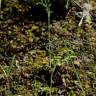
xmin=47 ymin=9 xmax=51 ymax=67
xmin=46 ymin=4 xmax=53 ymax=96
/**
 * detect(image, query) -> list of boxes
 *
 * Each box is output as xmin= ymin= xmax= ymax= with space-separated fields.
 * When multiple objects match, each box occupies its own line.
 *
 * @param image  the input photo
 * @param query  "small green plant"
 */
xmin=35 ymin=1 xmax=52 ymax=95
xmin=50 ymin=47 xmax=76 ymax=94
xmin=34 ymin=1 xmax=85 ymax=96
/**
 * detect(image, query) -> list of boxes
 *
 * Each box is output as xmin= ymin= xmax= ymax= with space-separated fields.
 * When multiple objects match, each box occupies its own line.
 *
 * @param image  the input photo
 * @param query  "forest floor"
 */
xmin=0 ymin=1 xmax=96 ymax=96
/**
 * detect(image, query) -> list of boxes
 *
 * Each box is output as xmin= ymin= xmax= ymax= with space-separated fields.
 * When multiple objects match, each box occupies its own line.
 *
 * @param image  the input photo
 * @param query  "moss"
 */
xmin=0 ymin=0 xmax=96 ymax=95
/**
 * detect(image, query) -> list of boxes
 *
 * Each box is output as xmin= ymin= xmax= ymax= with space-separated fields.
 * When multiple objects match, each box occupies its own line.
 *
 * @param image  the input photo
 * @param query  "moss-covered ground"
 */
xmin=0 ymin=0 xmax=96 ymax=96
